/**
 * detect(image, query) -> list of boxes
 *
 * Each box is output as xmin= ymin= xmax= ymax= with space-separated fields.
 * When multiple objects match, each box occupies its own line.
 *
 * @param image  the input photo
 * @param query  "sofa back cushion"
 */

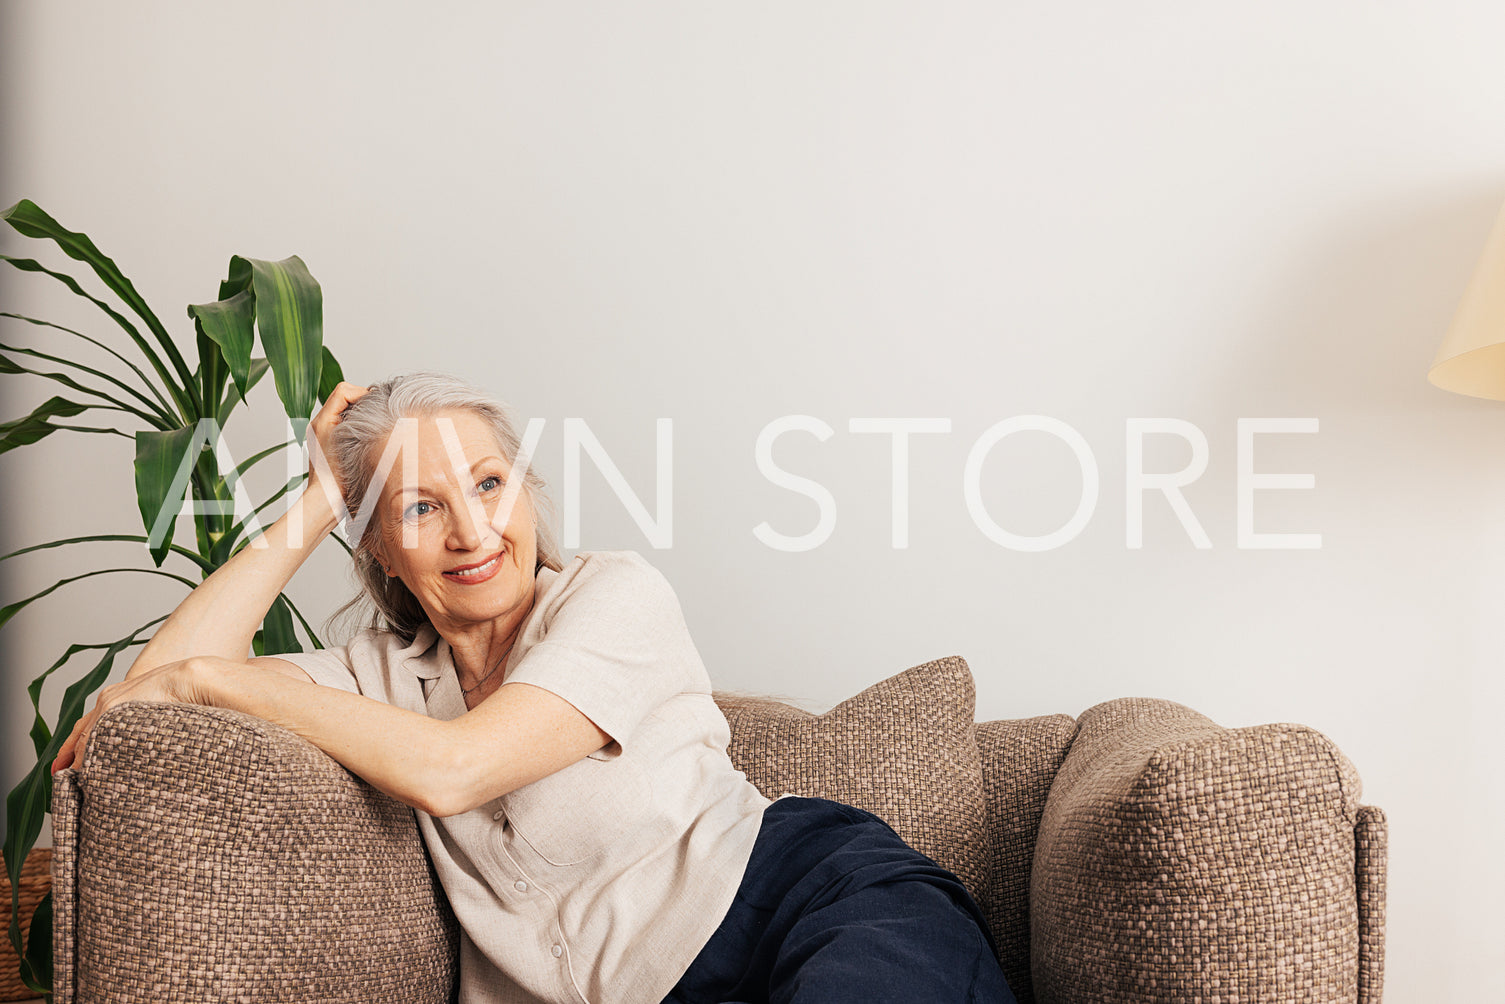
xmin=976 ymin=714 xmax=1077 ymax=1003
xmin=714 ymin=655 xmax=991 ymax=924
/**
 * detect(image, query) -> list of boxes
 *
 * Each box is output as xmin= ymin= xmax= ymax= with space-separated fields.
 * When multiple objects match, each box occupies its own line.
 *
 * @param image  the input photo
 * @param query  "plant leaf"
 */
xmin=24 ymin=893 xmax=50 ymax=990
xmin=0 ymin=316 xmax=176 ymax=423
xmin=188 ymin=287 xmax=255 ymax=407
xmin=45 ymin=424 xmax=132 ymax=439
xmin=0 ymin=344 xmax=165 ymax=427
xmin=0 ymin=533 xmax=214 ymax=575
xmin=193 ymin=331 xmax=224 ymax=439
xmin=217 ymin=254 xmax=253 ymax=301
xmin=5 ymin=615 xmax=166 ymax=993
xmin=230 ymin=436 xmax=286 ymax=481
xmin=281 ymin=594 xmax=326 ymax=651
xmin=214 ymin=474 xmax=299 ymax=565
xmin=0 ymin=396 xmax=88 ymax=456
xmin=0 ymin=256 xmax=189 ymax=422
xmin=1 ymin=200 xmax=199 ymax=414
xmin=0 ymin=567 xmax=195 ymax=637
xmin=236 ymin=256 xmax=322 ymax=445
xmin=260 ymin=595 xmax=301 ymax=655
xmin=216 ymin=357 xmax=271 ymax=428
xmin=21 ymin=614 xmax=175 ymax=759
xmin=135 ymin=424 xmax=229 ymax=567
xmin=319 ymin=344 xmax=345 ymax=401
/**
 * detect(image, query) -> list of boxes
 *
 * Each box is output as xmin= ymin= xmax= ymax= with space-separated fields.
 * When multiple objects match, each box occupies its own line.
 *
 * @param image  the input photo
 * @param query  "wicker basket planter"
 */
xmin=1 ymin=848 xmax=50 ymax=1002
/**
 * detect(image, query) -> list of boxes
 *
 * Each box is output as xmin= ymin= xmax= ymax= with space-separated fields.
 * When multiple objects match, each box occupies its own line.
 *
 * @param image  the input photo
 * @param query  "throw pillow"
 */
xmin=714 ymin=655 xmax=990 ymax=906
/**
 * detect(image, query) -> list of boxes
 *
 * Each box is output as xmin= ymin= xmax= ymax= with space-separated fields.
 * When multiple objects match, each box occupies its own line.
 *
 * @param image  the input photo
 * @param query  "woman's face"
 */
xmin=370 ymin=408 xmax=538 ymax=636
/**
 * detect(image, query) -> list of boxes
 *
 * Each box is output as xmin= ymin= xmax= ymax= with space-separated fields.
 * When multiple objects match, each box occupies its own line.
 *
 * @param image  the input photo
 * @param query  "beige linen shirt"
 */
xmin=276 ymin=550 xmax=774 ymax=1004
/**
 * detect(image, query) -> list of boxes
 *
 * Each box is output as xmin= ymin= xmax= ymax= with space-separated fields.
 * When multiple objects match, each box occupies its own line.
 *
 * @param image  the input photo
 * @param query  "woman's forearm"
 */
xmin=196 ymin=656 xmax=462 ymax=817
xmin=126 ymin=493 xmax=340 ymax=680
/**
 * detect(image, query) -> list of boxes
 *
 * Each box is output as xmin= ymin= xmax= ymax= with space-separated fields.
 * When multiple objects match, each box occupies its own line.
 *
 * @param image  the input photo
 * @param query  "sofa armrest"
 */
xmin=1355 ymin=804 xmax=1387 ymax=1004
xmin=1030 ymin=697 xmax=1385 ymax=1004
xmin=50 ymin=701 xmax=458 ymax=1003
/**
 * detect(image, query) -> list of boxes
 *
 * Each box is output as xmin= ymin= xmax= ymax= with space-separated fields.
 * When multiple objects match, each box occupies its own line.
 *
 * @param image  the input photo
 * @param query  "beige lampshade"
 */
xmin=1431 ymin=199 xmax=1505 ymax=401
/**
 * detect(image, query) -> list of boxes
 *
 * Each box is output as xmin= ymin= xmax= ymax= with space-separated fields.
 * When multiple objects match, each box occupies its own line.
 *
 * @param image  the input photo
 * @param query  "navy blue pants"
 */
xmin=663 ymin=795 xmax=1018 ymax=1004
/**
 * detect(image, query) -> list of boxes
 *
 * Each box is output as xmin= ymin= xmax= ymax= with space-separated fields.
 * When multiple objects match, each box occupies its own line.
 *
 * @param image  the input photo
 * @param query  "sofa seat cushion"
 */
xmin=714 ymin=655 xmax=991 ymax=908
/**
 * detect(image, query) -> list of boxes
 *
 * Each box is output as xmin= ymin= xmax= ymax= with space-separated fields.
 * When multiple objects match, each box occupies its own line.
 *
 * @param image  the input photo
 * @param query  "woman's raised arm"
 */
xmin=122 ymin=494 xmax=339 ymax=678
xmin=123 ymin=383 xmax=366 ymax=680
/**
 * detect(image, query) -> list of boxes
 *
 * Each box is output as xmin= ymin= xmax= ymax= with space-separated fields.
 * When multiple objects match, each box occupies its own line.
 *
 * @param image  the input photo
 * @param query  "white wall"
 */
xmin=5 ymin=2 xmax=1502 ymax=998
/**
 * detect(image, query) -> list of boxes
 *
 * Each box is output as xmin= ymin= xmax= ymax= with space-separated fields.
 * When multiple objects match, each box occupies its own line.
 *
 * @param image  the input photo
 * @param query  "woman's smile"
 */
xmin=445 ymin=549 xmax=506 ymax=584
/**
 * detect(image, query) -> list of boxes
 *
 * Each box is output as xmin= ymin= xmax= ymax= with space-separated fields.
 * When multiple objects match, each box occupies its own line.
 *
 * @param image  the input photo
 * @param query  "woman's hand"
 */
xmin=304 ymin=381 xmax=370 ymax=520
xmin=50 ymin=657 xmax=215 ymax=775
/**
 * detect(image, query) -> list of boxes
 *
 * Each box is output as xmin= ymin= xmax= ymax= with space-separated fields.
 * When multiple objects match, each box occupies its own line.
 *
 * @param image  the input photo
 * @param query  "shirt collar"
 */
xmin=401 ymin=622 xmax=448 ymax=680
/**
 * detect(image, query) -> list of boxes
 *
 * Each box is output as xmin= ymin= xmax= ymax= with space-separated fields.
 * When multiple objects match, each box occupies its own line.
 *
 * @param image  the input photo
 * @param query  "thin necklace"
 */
xmin=460 ymin=650 xmax=507 ymax=696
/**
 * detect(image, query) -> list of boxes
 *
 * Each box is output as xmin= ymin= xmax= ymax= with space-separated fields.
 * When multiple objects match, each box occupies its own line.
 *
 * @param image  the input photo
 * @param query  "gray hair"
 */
xmin=322 ymin=370 xmax=564 ymax=646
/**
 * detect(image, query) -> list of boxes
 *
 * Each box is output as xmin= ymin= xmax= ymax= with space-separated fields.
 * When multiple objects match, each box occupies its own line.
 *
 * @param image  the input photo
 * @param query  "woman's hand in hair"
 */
xmin=304 ymin=381 xmax=369 ymax=522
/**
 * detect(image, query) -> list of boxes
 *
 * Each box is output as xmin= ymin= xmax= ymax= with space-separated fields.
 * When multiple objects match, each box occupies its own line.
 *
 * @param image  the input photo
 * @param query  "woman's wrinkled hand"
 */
xmin=50 ymin=657 xmax=214 ymax=775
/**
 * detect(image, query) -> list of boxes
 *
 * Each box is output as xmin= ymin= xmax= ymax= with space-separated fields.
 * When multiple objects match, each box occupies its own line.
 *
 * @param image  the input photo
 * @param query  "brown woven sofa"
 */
xmin=49 ymin=654 xmax=1387 ymax=1003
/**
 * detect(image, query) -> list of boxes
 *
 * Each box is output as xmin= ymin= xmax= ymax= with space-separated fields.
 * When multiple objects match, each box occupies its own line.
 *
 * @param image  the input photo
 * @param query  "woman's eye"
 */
xmin=479 ymin=476 xmax=502 ymax=493
xmin=406 ymin=501 xmax=433 ymax=520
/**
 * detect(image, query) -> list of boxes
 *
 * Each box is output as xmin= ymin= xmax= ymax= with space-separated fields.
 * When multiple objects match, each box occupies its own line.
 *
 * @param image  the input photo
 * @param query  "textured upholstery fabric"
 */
xmin=50 ymin=773 xmax=79 ymax=1004
xmin=50 ymin=703 xmax=457 ymax=1004
xmin=1355 ymin=804 xmax=1388 ymax=1004
xmin=975 ymin=715 xmax=1077 ymax=1004
xmin=716 ymin=655 xmax=991 ymax=903
xmin=48 ymin=667 xmax=1388 ymax=1003
xmin=1030 ymin=696 xmax=1380 ymax=1004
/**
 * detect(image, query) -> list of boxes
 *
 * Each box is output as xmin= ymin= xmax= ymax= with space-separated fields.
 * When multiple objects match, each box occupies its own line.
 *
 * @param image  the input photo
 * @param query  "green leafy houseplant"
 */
xmin=0 ymin=198 xmax=350 ymax=998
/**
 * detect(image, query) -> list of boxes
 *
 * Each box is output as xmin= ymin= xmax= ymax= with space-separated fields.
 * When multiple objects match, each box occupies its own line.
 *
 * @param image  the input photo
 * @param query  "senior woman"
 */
xmin=51 ymin=371 xmax=1017 ymax=1004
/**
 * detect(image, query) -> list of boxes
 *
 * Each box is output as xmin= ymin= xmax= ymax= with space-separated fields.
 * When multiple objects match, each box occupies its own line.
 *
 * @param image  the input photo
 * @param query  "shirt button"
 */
xmin=551 ymin=944 xmax=563 ymax=958
xmin=492 ymin=810 xmax=504 ymax=821
xmin=514 ymin=880 xmax=528 ymax=892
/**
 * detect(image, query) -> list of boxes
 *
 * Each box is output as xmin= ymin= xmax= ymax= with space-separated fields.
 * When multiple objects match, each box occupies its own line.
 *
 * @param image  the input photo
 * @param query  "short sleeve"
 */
xmin=269 ymin=643 xmax=362 ymax=696
xmin=501 ymin=551 xmax=702 ymax=758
